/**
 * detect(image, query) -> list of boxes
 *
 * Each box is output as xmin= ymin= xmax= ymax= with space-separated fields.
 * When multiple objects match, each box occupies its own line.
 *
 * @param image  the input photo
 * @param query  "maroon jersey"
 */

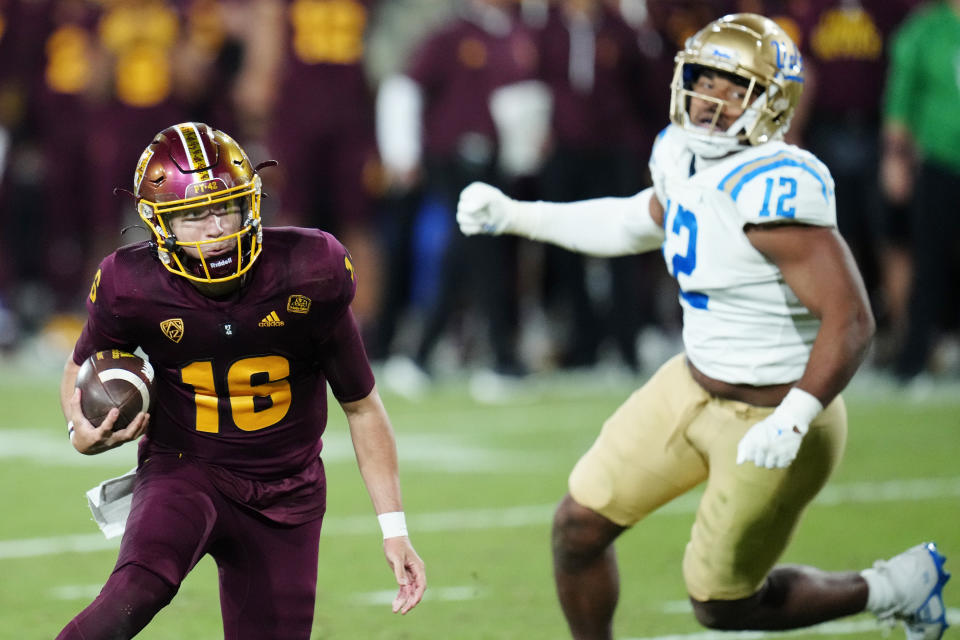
xmin=278 ymin=0 xmax=375 ymax=122
xmin=267 ymin=0 xmax=378 ymax=227
xmin=407 ymin=13 xmax=539 ymax=158
xmin=74 ymin=227 xmax=375 ymax=524
xmin=793 ymin=0 xmax=916 ymax=117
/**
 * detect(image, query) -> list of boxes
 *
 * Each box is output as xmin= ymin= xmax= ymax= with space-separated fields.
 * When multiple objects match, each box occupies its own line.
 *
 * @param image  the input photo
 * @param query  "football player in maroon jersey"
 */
xmin=57 ymin=122 xmax=425 ymax=640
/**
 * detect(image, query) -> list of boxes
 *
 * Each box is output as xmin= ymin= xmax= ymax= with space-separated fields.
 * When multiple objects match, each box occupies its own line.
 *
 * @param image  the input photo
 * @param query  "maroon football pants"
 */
xmin=56 ymin=455 xmax=324 ymax=640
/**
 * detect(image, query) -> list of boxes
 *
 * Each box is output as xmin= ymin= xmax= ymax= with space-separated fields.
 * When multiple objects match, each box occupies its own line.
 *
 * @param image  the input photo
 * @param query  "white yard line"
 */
xmin=349 ymin=585 xmax=483 ymax=606
xmin=50 ymin=583 xmax=485 ymax=604
xmin=3 ymin=476 xmax=959 ymax=560
xmin=50 ymin=584 xmax=104 ymax=601
xmin=623 ymin=608 xmax=960 ymax=640
xmin=0 ymin=429 xmax=550 ymax=472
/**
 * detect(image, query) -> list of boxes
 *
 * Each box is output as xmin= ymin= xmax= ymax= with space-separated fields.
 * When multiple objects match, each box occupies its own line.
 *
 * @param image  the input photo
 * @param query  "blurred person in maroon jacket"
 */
xmin=636 ymin=0 xmax=731 ymax=95
xmin=231 ymin=0 xmax=384 ymax=332
xmin=0 ymin=0 xmax=47 ymax=347
xmin=376 ymin=0 xmax=540 ymax=385
xmin=84 ymin=0 xmax=226 ymax=258
xmin=26 ymin=0 xmax=231 ymax=323
xmin=535 ymin=0 xmax=663 ymax=371
xmin=783 ymin=0 xmax=918 ymax=365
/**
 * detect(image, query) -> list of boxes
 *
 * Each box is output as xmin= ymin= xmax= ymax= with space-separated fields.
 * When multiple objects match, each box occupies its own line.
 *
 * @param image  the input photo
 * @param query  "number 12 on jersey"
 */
xmin=759 ymin=176 xmax=797 ymax=218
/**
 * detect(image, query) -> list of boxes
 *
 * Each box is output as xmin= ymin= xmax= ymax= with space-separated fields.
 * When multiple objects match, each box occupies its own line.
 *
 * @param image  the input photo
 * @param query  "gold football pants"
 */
xmin=569 ymin=353 xmax=847 ymax=601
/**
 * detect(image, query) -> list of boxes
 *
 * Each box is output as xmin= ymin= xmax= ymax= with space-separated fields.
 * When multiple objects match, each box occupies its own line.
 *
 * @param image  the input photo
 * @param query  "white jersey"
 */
xmin=649 ymin=125 xmax=837 ymax=385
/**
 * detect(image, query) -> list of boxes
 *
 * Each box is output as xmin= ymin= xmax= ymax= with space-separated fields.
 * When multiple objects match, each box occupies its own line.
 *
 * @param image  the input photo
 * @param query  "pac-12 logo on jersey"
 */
xmin=161 ymin=318 xmax=184 ymax=343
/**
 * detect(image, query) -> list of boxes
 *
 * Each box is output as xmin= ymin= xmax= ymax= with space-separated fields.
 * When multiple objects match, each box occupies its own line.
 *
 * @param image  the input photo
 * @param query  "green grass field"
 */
xmin=1 ymin=360 xmax=957 ymax=639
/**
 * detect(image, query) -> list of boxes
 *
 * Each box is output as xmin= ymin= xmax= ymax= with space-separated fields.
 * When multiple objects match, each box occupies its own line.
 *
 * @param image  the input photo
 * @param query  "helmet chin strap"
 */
xmin=680 ymin=115 xmax=744 ymax=158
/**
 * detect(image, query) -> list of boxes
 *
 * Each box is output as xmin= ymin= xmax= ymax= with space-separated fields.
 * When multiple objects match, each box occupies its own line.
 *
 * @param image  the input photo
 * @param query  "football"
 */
xmin=76 ymin=350 xmax=155 ymax=431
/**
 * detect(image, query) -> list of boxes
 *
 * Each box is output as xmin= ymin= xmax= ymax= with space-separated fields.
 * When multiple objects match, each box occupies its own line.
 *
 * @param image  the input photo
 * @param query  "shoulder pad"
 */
xmin=649 ymin=125 xmax=690 ymax=203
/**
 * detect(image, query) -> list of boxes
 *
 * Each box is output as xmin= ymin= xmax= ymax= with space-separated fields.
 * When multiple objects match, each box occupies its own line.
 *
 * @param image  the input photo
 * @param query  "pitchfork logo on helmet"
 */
xmin=669 ymin=13 xmax=804 ymax=157
xmin=134 ymin=122 xmax=264 ymax=284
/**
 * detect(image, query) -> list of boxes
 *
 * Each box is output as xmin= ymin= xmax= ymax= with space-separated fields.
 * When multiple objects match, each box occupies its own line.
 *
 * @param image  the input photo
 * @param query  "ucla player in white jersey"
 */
xmin=456 ymin=13 xmax=949 ymax=640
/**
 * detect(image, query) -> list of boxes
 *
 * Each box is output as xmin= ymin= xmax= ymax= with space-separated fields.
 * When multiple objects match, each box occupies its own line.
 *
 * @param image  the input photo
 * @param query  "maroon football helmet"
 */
xmin=134 ymin=122 xmax=263 ymax=283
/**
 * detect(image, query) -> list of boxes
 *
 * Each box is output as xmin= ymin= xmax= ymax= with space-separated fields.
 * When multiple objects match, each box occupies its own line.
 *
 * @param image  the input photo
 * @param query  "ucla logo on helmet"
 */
xmin=772 ymin=40 xmax=803 ymax=78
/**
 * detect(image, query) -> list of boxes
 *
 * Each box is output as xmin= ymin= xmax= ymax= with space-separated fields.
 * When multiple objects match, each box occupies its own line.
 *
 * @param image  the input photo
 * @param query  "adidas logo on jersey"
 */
xmin=258 ymin=311 xmax=285 ymax=327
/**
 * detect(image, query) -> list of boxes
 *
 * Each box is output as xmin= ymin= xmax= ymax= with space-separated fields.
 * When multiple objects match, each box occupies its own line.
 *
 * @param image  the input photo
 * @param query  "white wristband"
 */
xmin=377 ymin=511 xmax=408 ymax=539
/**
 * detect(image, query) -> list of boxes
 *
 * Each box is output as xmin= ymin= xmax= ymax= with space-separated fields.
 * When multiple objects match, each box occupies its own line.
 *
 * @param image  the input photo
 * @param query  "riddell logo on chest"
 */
xmin=258 ymin=311 xmax=285 ymax=327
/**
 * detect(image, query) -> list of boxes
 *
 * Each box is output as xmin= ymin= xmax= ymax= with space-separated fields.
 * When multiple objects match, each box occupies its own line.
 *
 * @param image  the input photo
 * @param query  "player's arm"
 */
xmin=736 ymin=224 xmax=875 ymax=468
xmin=60 ymin=354 xmax=150 ymax=455
xmin=341 ymin=388 xmax=426 ymax=614
xmin=748 ymin=223 xmax=875 ymax=405
xmin=457 ymin=182 xmax=665 ymax=256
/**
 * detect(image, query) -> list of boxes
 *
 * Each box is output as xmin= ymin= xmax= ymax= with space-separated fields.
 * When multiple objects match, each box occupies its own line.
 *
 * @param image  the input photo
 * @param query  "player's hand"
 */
xmin=736 ymin=412 xmax=807 ymax=468
xmin=736 ymin=388 xmax=823 ymax=469
xmin=68 ymin=388 xmax=150 ymax=455
xmin=383 ymin=536 xmax=426 ymax=614
xmin=457 ymin=182 xmax=515 ymax=236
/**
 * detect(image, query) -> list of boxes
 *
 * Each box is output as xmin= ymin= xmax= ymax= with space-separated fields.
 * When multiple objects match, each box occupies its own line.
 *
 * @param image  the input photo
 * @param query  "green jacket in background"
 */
xmin=884 ymin=1 xmax=960 ymax=172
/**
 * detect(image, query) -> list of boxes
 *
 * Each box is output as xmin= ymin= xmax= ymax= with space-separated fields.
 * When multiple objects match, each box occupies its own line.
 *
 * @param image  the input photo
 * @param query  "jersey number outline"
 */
xmin=181 ymin=356 xmax=291 ymax=433
xmin=665 ymin=201 xmax=709 ymax=309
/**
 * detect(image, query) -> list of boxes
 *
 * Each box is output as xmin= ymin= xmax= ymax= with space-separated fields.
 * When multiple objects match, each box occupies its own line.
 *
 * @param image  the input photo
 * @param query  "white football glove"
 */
xmin=457 ymin=182 xmax=517 ymax=236
xmin=736 ymin=388 xmax=823 ymax=469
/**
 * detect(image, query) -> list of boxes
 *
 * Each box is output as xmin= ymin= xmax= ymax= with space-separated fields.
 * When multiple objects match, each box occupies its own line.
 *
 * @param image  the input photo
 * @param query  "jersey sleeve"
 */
xmin=313 ymin=235 xmax=374 ymax=402
xmin=330 ymin=236 xmax=358 ymax=312
xmin=720 ymin=149 xmax=837 ymax=227
xmin=318 ymin=307 xmax=375 ymax=403
xmin=72 ymin=253 xmax=138 ymax=364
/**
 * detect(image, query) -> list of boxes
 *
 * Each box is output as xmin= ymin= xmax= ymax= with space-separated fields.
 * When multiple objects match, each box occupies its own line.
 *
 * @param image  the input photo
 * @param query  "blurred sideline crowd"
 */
xmin=1 ymin=0 xmax=958 ymax=394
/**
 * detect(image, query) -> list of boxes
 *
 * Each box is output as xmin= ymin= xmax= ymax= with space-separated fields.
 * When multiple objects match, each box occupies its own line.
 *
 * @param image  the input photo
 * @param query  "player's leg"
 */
xmin=55 ymin=564 xmax=177 ymax=640
xmin=684 ymin=393 xmax=951 ymax=638
xmin=213 ymin=505 xmax=324 ymax=640
xmin=894 ymin=161 xmax=955 ymax=381
xmin=56 ymin=456 xmax=220 ymax=639
xmin=552 ymin=494 xmax=625 ymax=640
xmin=553 ymin=354 xmax=711 ymax=639
xmin=693 ymin=543 xmax=950 ymax=638
xmin=683 ymin=395 xmax=865 ymax=628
